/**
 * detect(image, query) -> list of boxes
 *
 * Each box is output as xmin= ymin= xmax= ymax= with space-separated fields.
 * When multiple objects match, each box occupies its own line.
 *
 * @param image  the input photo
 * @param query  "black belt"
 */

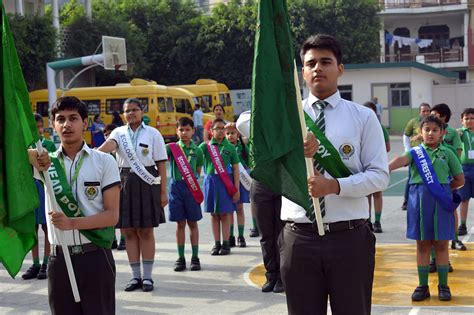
xmin=51 ymin=243 xmax=99 ymax=256
xmin=286 ymin=219 xmax=367 ymax=233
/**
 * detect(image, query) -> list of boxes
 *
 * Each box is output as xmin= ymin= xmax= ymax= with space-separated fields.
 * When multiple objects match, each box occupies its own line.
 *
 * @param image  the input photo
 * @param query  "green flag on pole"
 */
xmin=0 ymin=5 xmax=41 ymax=278
xmin=250 ymin=0 xmax=310 ymax=212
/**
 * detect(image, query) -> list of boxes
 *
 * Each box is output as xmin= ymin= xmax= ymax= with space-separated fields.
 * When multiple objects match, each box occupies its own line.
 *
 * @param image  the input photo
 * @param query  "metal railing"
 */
xmin=380 ymin=0 xmax=462 ymax=9
xmin=384 ymin=47 xmax=463 ymax=63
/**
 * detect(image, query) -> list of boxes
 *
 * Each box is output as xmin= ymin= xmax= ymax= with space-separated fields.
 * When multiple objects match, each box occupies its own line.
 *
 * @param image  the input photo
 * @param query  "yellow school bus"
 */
xmin=173 ymin=79 xmax=234 ymax=122
xmin=29 ymin=78 xmax=216 ymax=144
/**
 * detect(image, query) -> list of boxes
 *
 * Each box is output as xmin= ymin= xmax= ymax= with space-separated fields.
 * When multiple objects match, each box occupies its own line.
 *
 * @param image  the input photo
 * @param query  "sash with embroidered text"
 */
xmin=168 ymin=143 xmax=204 ymax=203
xmin=118 ymin=128 xmax=160 ymax=185
xmin=206 ymin=143 xmax=238 ymax=196
xmin=46 ymin=154 xmax=113 ymax=248
xmin=304 ymin=112 xmax=352 ymax=178
xmin=410 ymin=146 xmax=460 ymax=213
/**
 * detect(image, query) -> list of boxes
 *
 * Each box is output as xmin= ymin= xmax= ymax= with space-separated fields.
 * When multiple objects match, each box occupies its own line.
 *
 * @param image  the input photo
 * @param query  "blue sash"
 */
xmin=410 ymin=146 xmax=460 ymax=213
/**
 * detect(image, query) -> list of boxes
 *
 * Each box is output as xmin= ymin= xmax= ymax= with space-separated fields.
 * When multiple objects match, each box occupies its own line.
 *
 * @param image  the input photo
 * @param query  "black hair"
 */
xmin=300 ymin=34 xmax=342 ymax=65
xmin=419 ymin=102 xmax=430 ymax=110
xmin=420 ymin=115 xmax=444 ymax=130
xmin=51 ymin=96 xmax=88 ymax=121
xmin=195 ymin=103 xmax=201 ymax=109
xmin=213 ymin=104 xmax=225 ymax=114
xmin=34 ymin=113 xmax=43 ymax=122
xmin=123 ymin=98 xmax=143 ymax=110
xmin=104 ymin=123 xmax=117 ymax=133
xmin=363 ymin=101 xmax=377 ymax=114
xmin=431 ymin=103 xmax=451 ymax=123
xmin=212 ymin=118 xmax=226 ymax=128
xmin=177 ymin=117 xmax=194 ymax=128
xmin=461 ymin=108 xmax=474 ymax=118
xmin=93 ymin=114 xmax=101 ymax=121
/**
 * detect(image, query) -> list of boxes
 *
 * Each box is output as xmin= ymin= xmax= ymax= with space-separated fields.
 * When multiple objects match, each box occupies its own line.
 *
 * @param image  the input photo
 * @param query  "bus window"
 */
xmin=106 ymin=98 xmax=149 ymax=114
xmin=185 ymin=99 xmax=193 ymax=114
xmin=158 ymin=97 xmax=167 ymax=112
xmin=83 ymin=100 xmax=100 ymax=115
xmin=36 ymin=101 xmax=49 ymax=117
xmin=225 ymin=93 xmax=231 ymax=106
xmin=202 ymin=95 xmax=211 ymax=109
xmin=219 ymin=94 xmax=225 ymax=106
xmin=166 ymin=97 xmax=174 ymax=112
xmin=175 ymin=98 xmax=186 ymax=114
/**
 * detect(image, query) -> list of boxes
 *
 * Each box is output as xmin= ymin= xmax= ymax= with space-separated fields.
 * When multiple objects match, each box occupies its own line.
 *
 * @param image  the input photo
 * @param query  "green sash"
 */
xmin=46 ymin=154 xmax=113 ymax=248
xmin=304 ymin=112 xmax=352 ymax=178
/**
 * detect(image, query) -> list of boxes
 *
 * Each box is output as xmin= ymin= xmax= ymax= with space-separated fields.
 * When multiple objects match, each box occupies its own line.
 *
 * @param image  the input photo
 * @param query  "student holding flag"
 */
xmin=389 ymin=115 xmax=464 ymax=301
xmin=280 ymin=34 xmax=389 ymax=314
xmin=99 ymin=98 xmax=168 ymax=292
xmin=166 ymin=117 xmax=204 ymax=272
xmin=28 ymin=96 xmax=121 ymax=314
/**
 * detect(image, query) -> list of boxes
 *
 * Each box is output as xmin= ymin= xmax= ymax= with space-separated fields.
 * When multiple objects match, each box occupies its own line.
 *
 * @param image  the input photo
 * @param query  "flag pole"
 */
xmin=36 ymin=141 xmax=81 ymax=302
xmin=293 ymin=60 xmax=325 ymax=236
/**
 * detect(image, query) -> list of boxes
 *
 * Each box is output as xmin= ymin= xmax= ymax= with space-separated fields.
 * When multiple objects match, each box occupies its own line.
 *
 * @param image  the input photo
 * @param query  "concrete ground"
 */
xmin=1 ymin=136 xmax=473 ymax=314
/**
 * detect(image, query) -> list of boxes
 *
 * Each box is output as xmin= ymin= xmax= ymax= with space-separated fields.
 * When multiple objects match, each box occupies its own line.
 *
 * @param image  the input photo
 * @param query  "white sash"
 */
xmin=239 ymin=163 xmax=252 ymax=191
xmin=118 ymin=129 xmax=161 ymax=185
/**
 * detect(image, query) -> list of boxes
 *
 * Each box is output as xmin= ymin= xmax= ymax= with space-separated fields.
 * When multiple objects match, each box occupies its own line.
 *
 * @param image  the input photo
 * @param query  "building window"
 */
xmin=338 ymin=85 xmax=352 ymax=101
xmin=394 ymin=27 xmax=411 ymax=61
xmin=418 ymin=25 xmax=449 ymax=53
xmin=390 ymin=83 xmax=410 ymax=107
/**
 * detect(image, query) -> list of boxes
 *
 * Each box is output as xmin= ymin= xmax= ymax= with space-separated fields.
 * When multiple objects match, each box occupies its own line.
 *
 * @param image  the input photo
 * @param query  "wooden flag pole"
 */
xmin=36 ymin=141 xmax=81 ymax=302
xmin=293 ymin=61 xmax=325 ymax=236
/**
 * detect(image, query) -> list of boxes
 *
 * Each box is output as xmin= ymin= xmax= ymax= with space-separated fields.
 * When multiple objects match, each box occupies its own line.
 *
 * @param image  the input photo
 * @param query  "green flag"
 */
xmin=250 ymin=0 xmax=310 ymax=212
xmin=0 ymin=5 xmax=41 ymax=278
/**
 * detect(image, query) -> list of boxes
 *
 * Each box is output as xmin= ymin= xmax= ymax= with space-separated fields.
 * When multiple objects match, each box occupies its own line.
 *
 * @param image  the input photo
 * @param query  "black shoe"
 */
xmin=174 ymin=257 xmax=186 ymax=272
xmin=261 ymin=279 xmax=277 ymax=293
xmin=449 ymin=261 xmax=454 ymax=273
xmin=237 ymin=236 xmax=247 ymax=248
xmin=111 ymin=239 xmax=118 ymax=249
xmin=190 ymin=257 xmax=201 ymax=271
xmin=429 ymin=259 xmax=437 ymax=273
xmin=124 ymin=278 xmax=142 ymax=292
xmin=438 ymin=285 xmax=451 ymax=301
xmin=273 ymin=278 xmax=284 ymax=293
xmin=402 ymin=200 xmax=407 ymax=211
xmin=451 ymin=240 xmax=467 ymax=251
xmin=458 ymin=224 xmax=467 ymax=236
xmin=373 ymin=221 xmax=382 ymax=233
xmin=411 ymin=285 xmax=430 ymax=301
xmin=21 ymin=265 xmax=40 ymax=280
xmin=220 ymin=243 xmax=231 ymax=255
xmin=249 ymin=228 xmax=259 ymax=238
xmin=37 ymin=264 xmax=47 ymax=280
xmin=229 ymin=236 xmax=236 ymax=248
xmin=117 ymin=239 xmax=126 ymax=251
xmin=211 ymin=244 xmax=221 ymax=256
xmin=142 ymin=279 xmax=154 ymax=292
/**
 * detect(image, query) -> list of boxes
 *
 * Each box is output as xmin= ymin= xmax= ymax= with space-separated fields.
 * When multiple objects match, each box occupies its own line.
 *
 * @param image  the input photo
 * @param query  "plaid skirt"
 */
xmin=117 ymin=166 xmax=165 ymax=228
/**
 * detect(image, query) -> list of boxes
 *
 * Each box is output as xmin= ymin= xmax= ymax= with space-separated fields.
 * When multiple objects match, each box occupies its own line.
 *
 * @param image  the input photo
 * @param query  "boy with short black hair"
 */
xmin=167 ymin=117 xmax=204 ymax=271
xmin=457 ymin=108 xmax=474 ymax=236
xmin=29 ymin=96 xmax=121 ymax=314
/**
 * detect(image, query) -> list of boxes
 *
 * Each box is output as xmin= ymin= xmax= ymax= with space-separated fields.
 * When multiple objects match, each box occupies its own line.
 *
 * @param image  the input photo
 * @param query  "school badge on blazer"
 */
xmin=139 ymin=143 xmax=149 ymax=156
xmin=84 ymin=182 xmax=100 ymax=200
xmin=339 ymin=143 xmax=355 ymax=159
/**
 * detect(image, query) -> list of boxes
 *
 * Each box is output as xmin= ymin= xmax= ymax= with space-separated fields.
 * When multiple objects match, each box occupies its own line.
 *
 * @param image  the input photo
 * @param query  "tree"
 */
xmin=8 ymin=14 xmax=57 ymax=90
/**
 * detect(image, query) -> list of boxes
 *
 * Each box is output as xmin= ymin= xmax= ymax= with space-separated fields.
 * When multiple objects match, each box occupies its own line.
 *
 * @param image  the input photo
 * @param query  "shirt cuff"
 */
xmin=336 ymin=176 xmax=355 ymax=197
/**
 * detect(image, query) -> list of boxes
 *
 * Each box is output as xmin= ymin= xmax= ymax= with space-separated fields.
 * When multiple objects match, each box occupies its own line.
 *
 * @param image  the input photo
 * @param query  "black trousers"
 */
xmin=250 ymin=180 xmax=284 ymax=281
xmin=48 ymin=247 xmax=116 ymax=315
xmin=280 ymin=222 xmax=375 ymax=315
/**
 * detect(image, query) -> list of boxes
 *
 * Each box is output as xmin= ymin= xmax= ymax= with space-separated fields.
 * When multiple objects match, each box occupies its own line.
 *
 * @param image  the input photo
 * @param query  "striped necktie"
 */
xmin=309 ymin=100 xmax=328 ymax=219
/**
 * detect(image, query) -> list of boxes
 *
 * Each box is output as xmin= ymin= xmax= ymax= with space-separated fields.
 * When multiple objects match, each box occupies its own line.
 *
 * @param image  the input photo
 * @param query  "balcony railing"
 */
xmin=380 ymin=0 xmax=462 ymax=9
xmin=384 ymin=47 xmax=463 ymax=63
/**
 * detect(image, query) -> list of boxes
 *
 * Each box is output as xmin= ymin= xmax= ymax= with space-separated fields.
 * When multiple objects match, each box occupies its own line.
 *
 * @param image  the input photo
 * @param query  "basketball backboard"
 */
xmin=102 ymin=36 xmax=127 ymax=71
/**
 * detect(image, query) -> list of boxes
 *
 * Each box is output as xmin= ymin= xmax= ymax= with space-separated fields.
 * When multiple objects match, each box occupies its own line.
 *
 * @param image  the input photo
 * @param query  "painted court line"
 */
xmin=408 ymin=307 xmax=420 ymax=315
xmin=243 ymin=265 xmax=260 ymax=290
xmin=387 ymin=176 xmax=408 ymax=190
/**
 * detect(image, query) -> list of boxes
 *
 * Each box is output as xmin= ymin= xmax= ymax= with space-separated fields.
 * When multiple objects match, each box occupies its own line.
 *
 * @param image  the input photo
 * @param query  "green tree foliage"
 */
xmin=8 ymin=14 xmax=57 ymax=90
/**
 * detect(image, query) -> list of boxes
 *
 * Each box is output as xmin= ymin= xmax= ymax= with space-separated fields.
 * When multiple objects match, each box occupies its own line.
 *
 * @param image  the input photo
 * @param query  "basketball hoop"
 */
xmin=114 ymin=63 xmax=135 ymax=76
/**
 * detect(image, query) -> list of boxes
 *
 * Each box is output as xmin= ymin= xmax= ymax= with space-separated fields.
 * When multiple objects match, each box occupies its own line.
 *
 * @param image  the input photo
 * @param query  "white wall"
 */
xmin=230 ymin=89 xmax=251 ymax=116
xmin=433 ymin=83 xmax=474 ymax=128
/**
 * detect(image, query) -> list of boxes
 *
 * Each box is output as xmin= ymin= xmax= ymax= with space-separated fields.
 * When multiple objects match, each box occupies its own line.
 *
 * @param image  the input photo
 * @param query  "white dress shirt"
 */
xmin=35 ymin=143 xmax=121 ymax=246
xmin=109 ymin=123 xmax=168 ymax=168
xmin=281 ymin=91 xmax=390 ymax=223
